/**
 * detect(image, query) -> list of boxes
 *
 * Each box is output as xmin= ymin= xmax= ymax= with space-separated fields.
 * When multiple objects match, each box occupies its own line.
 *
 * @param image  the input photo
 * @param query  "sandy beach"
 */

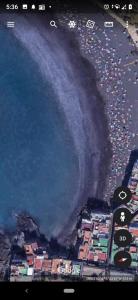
xmin=66 ymin=9 xmax=138 ymax=200
xmin=56 ymin=7 xmax=138 ymax=242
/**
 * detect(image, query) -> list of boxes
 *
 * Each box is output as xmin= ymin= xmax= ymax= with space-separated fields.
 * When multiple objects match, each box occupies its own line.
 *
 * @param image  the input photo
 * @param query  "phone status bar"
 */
xmin=0 ymin=1 xmax=137 ymax=14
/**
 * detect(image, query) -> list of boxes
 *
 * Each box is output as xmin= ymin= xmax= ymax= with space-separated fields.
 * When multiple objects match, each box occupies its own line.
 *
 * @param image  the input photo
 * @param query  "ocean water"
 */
xmin=0 ymin=28 xmax=79 ymax=236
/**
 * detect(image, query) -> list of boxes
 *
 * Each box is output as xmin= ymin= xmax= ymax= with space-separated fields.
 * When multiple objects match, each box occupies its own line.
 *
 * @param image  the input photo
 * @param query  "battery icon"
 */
xmin=128 ymin=4 xmax=133 ymax=10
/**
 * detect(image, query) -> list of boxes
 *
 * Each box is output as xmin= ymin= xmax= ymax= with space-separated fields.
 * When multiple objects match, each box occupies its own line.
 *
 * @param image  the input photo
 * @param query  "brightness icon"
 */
xmin=68 ymin=20 xmax=77 ymax=29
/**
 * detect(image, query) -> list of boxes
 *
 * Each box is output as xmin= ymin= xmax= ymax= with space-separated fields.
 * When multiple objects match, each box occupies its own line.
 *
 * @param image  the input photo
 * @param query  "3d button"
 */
xmin=114 ymin=251 xmax=132 ymax=269
xmin=113 ymin=186 xmax=132 ymax=205
xmin=113 ymin=207 xmax=132 ymax=226
xmin=114 ymin=229 xmax=132 ymax=247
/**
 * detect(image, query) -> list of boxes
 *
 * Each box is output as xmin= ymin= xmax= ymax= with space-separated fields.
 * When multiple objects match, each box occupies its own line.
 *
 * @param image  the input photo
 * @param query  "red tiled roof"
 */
xmin=132 ymin=195 xmax=138 ymax=201
xmin=42 ymin=259 xmax=52 ymax=272
xmin=34 ymin=258 xmax=43 ymax=271
xmin=51 ymin=259 xmax=62 ymax=274
xmin=129 ymin=229 xmax=138 ymax=236
xmin=78 ymin=243 xmax=89 ymax=260
xmin=78 ymin=251 xmax=84 ymax=260
xmin=83 ymin=230 xmax=91 ymax=244
xmin=88 ymin=251 xmax=94 ymax=261
xmin=24 ymin=244 xmax=33 ymax=255
xmin=27 ymin=256 xmax=34 ymax=267
xmin=84 ymin=230 xmax=91 ymax=239
xmin=130 ymin=246 xmax=137 ymax=253
xmin=98 ymin=253 xmax=107 ymax=261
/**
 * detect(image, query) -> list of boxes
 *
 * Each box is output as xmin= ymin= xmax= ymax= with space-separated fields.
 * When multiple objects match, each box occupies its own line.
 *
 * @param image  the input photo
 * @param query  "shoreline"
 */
xmin=1 ymin=10 xmax=137 ymax=243
xmin=9 ymin=14 xmax=112 ymax=242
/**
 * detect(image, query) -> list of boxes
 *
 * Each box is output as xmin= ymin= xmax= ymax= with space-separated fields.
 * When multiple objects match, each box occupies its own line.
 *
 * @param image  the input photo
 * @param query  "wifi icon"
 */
xmin=122 ymin=5 xmax=127 ymax=10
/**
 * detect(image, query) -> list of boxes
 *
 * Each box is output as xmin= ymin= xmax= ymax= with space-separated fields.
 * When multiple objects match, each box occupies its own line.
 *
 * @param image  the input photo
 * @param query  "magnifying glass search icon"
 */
xmin=50 ymin=20 xmax=57 ymax=28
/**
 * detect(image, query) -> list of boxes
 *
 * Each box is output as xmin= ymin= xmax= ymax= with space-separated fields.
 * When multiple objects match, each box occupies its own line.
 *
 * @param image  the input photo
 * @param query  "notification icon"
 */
xmin=22 ymin=4 xmax=28 ymax=10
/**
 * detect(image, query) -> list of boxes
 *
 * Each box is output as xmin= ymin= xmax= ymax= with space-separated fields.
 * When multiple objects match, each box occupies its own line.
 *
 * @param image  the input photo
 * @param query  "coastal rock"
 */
xmin=16 ymin=213 xmax=40 ymax=237
xmin=0 ymin=233 xmax=11 ymax=280
xmin=12 ymin=232 xmax=25 ymax=248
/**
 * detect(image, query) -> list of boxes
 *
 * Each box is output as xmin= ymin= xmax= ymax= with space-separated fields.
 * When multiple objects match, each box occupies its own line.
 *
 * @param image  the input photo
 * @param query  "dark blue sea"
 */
xmin=0 ymin=28 xmax=79 ymax=237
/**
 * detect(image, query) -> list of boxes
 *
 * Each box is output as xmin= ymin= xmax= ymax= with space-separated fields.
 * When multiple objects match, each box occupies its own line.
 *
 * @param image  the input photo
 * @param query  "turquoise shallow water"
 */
xmin=0 ymin=29 xmax=79 ymax=236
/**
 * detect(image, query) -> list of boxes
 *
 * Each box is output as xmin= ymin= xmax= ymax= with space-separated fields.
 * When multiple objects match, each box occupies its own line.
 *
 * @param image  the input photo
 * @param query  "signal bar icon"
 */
xmin=122 ymin=5 xmax=127 ymax=10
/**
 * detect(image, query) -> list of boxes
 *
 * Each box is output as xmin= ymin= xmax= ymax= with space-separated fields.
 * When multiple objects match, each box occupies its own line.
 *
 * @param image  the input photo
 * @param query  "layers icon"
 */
xmin=7 ymin=21 xmax=15 ymax=28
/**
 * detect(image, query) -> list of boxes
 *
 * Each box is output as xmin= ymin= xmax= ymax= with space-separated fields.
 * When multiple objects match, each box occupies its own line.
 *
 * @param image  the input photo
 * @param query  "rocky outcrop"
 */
xmin=16 ymin=213 xmax=40 ymax=237
xmin=0 ymin=232 xmax=11 ymax=281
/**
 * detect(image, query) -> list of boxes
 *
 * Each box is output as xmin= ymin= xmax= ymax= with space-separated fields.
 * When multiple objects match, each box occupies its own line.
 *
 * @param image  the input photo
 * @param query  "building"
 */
xmin=34 ymin=256 xmax=45 ymax=272
xmin=72 ymin=262 xmax=82 ymax=276
xmin=59 ymin=260 xmax=72 ymax=275
xmin=78 ymin=213 xmax=110 ymax=264
xmin=128 ymin=160 xmax=138 ymax=211
xmin=51 ymin=259 xmax=63 ymax=275
xmin=42 ymin=259 xmax=52 ymax=274
xmin=24 ymin=242 xmax=39 ymax=256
